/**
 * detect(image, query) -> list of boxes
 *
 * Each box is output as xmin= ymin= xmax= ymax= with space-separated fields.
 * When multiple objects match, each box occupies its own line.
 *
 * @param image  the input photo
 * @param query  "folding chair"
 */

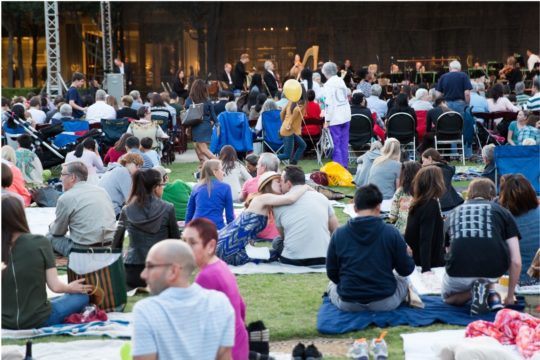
xmin=210 ymin=111 xmax=253 ymax=156
xmin=348 ymin=113 xmax=373 ymax=164
xmin=301 ymin=117 xmax=324 ymax=154
xmin=100 ymin=118 xmax=130 ymax=146
xmin=386 ymin=112 xmax=416 ymax=160
xmin=434 ymin=111 xmax=465 ymax=165
xmin=53 ymin=120 xmax=90 ymax=148
xmin=257 ymin=110 xmax=284 ymax=156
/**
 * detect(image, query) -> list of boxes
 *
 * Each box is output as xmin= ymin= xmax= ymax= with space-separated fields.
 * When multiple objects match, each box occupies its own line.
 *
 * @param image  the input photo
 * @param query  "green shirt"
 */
xmin=2 ymin=234 xmax=56 ymax=329
xmin=162 ymin=180 xmax=192 ymax=221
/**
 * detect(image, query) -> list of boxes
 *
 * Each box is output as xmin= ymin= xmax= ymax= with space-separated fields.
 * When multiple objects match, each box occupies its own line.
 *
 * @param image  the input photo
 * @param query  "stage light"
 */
xmin=270 ymin=27 xmax=274 ymax=31
xmin=285 ymin=26 xmax=289 ymax=31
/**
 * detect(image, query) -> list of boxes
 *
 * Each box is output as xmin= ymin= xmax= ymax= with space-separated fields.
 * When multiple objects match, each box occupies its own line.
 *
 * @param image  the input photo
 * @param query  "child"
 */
xmin=140 ymin=137 xmax=160 ymax=167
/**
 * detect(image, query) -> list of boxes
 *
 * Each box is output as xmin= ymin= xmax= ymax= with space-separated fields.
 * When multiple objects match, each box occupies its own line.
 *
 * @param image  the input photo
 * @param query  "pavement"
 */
xmin=173 ymin=149 xmax=199 ymax=163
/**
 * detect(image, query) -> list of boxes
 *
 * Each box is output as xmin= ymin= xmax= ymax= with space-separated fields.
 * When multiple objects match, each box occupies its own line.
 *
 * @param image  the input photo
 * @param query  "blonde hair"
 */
xmin=373 ymin=138 xmax=401 ymax=166
xmin=1 ymin=145 xmax=17 ymax=163
xmin=199 ymin=159 xmax=222 ymax=196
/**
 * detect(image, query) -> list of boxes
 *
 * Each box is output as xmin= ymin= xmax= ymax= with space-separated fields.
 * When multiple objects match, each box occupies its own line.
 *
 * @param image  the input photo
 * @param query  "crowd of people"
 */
xmin=1 ymin=50 xmax=539 ymax=359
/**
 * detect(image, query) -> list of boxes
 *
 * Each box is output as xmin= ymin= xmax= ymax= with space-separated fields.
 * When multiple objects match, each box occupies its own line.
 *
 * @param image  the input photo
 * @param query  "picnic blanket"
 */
xmin=25 ymin=207 xmax=57 ymax=235
xmin=316 ymin=295 xmax=506 ymax=334
xmin=228 ymin=262 xmax=326 ymax=275
xmin=343 ymin=200 xmax=392 ymax=218
xmin=1 ymin=312 xmax=132 ymax=340
xmin=1 ymin=340 xmax=128 ymax=360
xmin=401 ymin=329 xmax=525 ymax=360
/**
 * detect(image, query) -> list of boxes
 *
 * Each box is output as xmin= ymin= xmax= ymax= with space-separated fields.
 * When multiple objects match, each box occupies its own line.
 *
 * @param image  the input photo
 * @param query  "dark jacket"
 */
xmin=263 ymin=70 xmax=279 ymax=98
xmin=233 ymin=61 xmax=247 ymax=90
xmin=113 ymin=196 xmax=180 ymax=264
xmin=434 ymin=162 xmax=464 ymax=211
xmin=481 ymin=161 xmax=499 ymax=185
xmin=116 ymin=107 xmax=138 ymax=119
xmin=327 ymin=216 xmax=415 ymax=303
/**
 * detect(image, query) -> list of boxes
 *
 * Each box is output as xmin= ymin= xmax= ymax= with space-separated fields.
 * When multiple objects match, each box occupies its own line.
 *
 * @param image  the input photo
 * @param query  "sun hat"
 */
xmin=153 ymin=165 xmax=171 ymax=180
xmin=257 ymin=171 xmax=281 ymax=192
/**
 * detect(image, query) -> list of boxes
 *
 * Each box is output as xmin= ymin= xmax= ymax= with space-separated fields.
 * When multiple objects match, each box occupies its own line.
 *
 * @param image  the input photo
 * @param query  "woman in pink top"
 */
xmin=487 ymin=83 xmax=520 ymax=126
xmin=184 ymin=218 xmax=249 ymax=360
xmin=1 ymin=145 xmax=31 ymax=206
xmin=64 ymin=138 xmax=104 ymax=184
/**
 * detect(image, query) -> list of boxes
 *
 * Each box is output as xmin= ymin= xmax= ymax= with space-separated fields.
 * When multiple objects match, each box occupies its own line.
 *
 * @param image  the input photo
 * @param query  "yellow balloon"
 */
xmin=283 ymin=79 xmax=302 ymax=102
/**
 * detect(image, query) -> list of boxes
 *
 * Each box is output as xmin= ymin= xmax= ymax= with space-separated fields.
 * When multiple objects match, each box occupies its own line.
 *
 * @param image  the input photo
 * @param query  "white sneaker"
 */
xmin=369 ymin=338 xmax=388 ymax=360
xmin=347 ymin=338 xmax=369 ymax=360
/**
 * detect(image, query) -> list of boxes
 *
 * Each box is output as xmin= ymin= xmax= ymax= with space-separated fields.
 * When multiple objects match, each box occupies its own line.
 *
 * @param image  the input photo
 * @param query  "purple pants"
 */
xmin=329 ymin=122 xmax=350 ymax=168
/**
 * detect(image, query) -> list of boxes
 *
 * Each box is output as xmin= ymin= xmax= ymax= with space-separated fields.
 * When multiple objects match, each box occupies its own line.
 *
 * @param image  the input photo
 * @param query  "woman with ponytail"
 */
xmin=64 ymin=138 xmax=104 ymax=184
xmin=112 ymin=168 xmax=180 ymax=289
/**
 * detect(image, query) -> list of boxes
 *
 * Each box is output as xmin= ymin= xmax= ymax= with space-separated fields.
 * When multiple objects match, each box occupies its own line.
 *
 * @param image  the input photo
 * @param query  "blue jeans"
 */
xmin=278 ymin=134 xmax=307 ymax=162
xmin=43 ymin=294 xmax=90 ymax=327
xmin=445 ymin=100 xmax=470 ymax=157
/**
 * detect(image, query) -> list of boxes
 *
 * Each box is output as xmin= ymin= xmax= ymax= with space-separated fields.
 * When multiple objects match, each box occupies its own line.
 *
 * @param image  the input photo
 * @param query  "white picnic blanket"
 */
xmin=408 ymin=267 xmax=446 ymax=296
xmin=25 ymin=207 xmax=57 ymax=235
xmin=1 ymin=312 xmax=132 ymax=340
xmin=228 ymin=262 xmax=326 ymax=275
xmin=401 ymin=329 xmax=525 ymax=360
xmin=343 ymin=199 xmax=392 ymax=218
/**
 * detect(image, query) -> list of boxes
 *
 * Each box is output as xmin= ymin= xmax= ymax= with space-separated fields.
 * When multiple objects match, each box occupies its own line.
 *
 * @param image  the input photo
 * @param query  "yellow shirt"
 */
xmin=279 ymin=103 xmax=305 ymax=137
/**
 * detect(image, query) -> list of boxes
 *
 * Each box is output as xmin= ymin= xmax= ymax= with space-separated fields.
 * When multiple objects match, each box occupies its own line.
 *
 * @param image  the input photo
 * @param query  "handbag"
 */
xmin=67 ymin=247 xmax=127 ymax=312
xmin=180 ymin=103 xmax=204 ymax=127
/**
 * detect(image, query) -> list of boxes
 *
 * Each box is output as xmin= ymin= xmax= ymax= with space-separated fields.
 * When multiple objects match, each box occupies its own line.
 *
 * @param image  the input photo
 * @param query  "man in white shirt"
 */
xmin=526 ymin=49 xmax=540 ymax=72
xmin=28 ymin=96 xmax=47 ymax=125
xmin=85 ymin=89 xmax=117 ymax=124
xmin=132 ymin=240 xmax=235 ymax=360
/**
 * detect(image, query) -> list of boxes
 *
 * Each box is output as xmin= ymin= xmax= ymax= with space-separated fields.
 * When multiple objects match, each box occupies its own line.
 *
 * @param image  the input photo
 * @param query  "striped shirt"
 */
xmin=132 ymin=284 xmax=235 ymax=360
xmin=526 ymin=93 xmax=540 ymax=111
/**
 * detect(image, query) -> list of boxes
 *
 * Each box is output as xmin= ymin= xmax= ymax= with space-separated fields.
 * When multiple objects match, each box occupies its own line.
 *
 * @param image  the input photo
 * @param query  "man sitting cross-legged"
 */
xmin=326 ymin=184 xmax=415 ymax=312
xmin=442 ymin=178 xmax=521 ymax=314
xmin=132 ymin=240 xmax=235 ymax=360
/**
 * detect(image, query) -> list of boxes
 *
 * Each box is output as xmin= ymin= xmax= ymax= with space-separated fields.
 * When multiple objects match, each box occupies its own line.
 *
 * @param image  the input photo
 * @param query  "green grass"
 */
xmin=6 ymin=157 xmax=472 ymax=358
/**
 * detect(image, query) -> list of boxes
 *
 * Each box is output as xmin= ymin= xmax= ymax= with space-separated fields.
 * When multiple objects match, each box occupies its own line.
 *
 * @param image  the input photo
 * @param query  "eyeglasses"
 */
xmin=158 ymin=183 xmax=167 ymax=187
xmin=144 ymin=262 xmax=173 ymax=270
xmin=60 ymin=172 xmax=72 ymax=177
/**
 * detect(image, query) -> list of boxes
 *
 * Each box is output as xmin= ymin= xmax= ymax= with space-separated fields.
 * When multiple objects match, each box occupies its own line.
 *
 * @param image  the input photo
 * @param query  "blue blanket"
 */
xmin=317 ymin=295 xmax=523 ymax=334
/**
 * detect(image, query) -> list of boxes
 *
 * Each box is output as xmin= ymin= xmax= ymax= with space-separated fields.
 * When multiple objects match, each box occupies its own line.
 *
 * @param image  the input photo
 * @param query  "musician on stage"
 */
xmin=233 ymin=54 xmax=250 ymax=95
xmin=341 ymin=59 xmax=355 ymax=88
xmin=526 ymin=49 xmax=540 ymax=72
xmin=263 ymin=60 xmax=279 ymax=98
xmin=289 ymin=54 xmax=304 ymax=80
xmin=221 ymin=63 xmax=234 ymax=90
xmin=499 ymin=56 xmax=523 ymax=91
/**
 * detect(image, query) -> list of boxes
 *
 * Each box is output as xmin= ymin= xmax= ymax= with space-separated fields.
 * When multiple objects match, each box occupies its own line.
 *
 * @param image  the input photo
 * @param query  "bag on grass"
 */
xmin=320 ymin=161 xmax=354 ymax=187
xmin=67 ymin=247 xmax=127 ymax=312
xmin=31 ymin=185 xmax=61 ymax=207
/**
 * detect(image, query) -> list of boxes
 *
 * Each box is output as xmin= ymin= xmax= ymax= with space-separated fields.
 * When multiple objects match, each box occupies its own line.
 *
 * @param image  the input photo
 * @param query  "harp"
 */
xmin=301 ymin=45 xmax=319 ymax=70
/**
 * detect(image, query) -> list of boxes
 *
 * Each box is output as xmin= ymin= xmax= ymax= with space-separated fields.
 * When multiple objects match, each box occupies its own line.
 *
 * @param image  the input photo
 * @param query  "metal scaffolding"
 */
xmin=101 ymin=1 xmax=114 ymax=73
xmin=44 ymin=1 xmax=62 ymax=98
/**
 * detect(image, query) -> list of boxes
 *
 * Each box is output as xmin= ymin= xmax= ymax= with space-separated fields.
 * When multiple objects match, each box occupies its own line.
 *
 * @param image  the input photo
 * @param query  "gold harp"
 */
xmin=301 ymin=45 xmax=319 ymax=70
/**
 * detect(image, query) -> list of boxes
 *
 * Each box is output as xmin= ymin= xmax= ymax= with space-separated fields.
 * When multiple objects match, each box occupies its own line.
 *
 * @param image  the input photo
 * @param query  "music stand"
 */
xmin=388 ymin=72 xmax=404 ymax=84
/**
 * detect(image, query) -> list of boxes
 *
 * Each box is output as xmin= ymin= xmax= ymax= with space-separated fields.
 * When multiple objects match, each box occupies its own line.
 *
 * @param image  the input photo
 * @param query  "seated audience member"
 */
xmin=245 ymin=154 xmax=259 ymax=178
xmin=214 ymin=91 xmax=231 ymax=116
xmin=2 ymin=194 xmax=92 ymax=330
xmin=240 ymin=153 xmax=281 ymax=241
xmin=305 ymin=89 xmax=322 ymax=120
xmin=1 ymin=145 xmax=31 ymax=206
xmin=254 ymin=99 xmax=279 ymax=135
xmin=218 ymin=171 xmax=309 ymax=266
xmin=386 ymin=93 xmax=418 ymax=125
xmin=480 ymin=144 xmax=498 ymax=184
xmin=514 ymin=82 xmax=530 ymax=108
xmin=411 ymin=88 xmax=433 ymax=111
xmin=64 ymin=138 xmax=104 ymax=185
xmin=273 ymin=166 xmax=339 ymax=266
xmin=106 ymin=95 xmax=119 ymax=113
xmin=417 ymin=97 xmax=449 ymax=153
xmin=98 ymin=153 xmax=143 ymax=218
xmin=366 ymin=84 xmax=388 ymax=127
xmin=249 ymin=93 xmax=268 ymax=121
xmin=51 ymin=103 xmax=75 ymax=126
xmin=116 ymin=95 xmax=139 ymax=119
xmin=404 ymin=165 xmax=446 ymax=273
xmin=508 ymin=110 xmax=540 ymax=145
xmin=112 ymin=169 xmax=180 ymax=289
xmin=421 ymin=148 xmax=463 ymax=212
xmin=129 ymin=90 xmax=143 ymax=110
xmin=469 ymin=81 xmax=489 ymax=114
xmin=499 ymin=174 xmax=539 ymax=285
xmin=104 ymin=133 xmax=133 ymax=165
xmin=443 ymin=178 xmax=521 ymax=314
xmin=85 ymin=89 xmax=116 ymax=124
xmin=159 ymin=92 xmax=178 ymax=126
xmin=388 ymin=161 xmax=422 ymax=235
xmin=184 ymin=218 xmax=249 ymax=360
xmin=487 ymin=83 xmax=520 ymax=126
xmin=326 ymin=184 xmax=415 ymax=312
xmin=350 ymin=91 xmax=375 ymax=135
xmin=1 ymin=162 xmax=25 ymax=205
xmin=132 ymin=240 xmax=235 ymax=360
xmin=126 ymin=135 xmax=154 ymax=169
xmin=219 ymin=145 xmax=252 ymax=202
xmin=127 ymin=106 xmax=169 ymax=156
xmin=185 ymin=159 xmax=234 ymax=230
xmin=28 ymin=96 xmax=47 ymax=125
xmin=47 ymin=161 xmax=116 ymax=256
xmin=15 ymin=134 xmax=44 ymax=186
xmin=140 ymin=137 xmax=160 ymax=167
xmin=353 ymin=141 xmax=382 ymax=187
xmin=367 ymin=138 xmax=401 ymax=200
xmin=162 ymin=178 xmax=192 ymax=221
xmin=526 ymin=78 xmax=540 ymax=111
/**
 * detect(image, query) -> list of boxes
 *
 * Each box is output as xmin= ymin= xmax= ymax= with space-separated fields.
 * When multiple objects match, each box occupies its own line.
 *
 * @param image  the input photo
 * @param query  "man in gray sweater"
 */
xmin=47 ymin=161 xmax=116 ymax=256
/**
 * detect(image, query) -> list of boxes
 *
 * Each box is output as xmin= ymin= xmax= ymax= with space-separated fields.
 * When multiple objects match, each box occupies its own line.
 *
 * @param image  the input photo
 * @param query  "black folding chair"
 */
xmin=348 ymin=113 xmax=373 ymax=164
xmin=386 ymin=112 xmax=416 ymax=160
xmin=435 ymin=111 xmax=465 ymax=165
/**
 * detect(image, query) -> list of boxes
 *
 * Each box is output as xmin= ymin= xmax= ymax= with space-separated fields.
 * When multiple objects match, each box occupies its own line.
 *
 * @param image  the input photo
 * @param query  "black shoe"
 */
xmin=292 ymin=342 xmax=306 ymax=360
xmin=471 ymin=279 xmax=490 ymax=315
xmin=305 ymin=343 xmax=323 ymax=360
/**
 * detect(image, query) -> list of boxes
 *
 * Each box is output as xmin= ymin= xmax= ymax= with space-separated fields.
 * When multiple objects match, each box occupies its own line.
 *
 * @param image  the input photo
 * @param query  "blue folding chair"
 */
xmin=53 ymin=120 xmax=89 ymax=148
xmin=259 ymin=110 xmax=284 ymax=155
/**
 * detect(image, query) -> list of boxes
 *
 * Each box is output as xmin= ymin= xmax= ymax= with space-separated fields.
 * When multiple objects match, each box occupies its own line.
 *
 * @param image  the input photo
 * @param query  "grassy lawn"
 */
xmin=5 ymin=156 xmax=474 ymax=358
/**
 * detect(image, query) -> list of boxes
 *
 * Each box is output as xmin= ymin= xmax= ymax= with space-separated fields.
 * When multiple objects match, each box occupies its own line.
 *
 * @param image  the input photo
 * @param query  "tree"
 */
xmin=23 ymin=2 xmax=45 ymax=87
xmin=2 ymin=2 xmax=27 ymax=87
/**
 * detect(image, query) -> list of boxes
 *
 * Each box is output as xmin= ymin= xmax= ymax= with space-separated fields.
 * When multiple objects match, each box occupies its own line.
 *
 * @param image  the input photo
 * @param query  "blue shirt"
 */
xmin=128 ymin=149 xmax=154 ymax=169
xmin=66 ymin=86 xmax=83 ymax=118
xmin=436 ymin=71 xmax=473 ymax=101
xmin=132 ymin=284 xmax=235 ymax=360
xmin=186 ymin=179 xmax=234 ymax=229
xmin=514 ymin=207 xmax=540 ymax=282
xmin=469 ymin=92 xmax=489 ymax=113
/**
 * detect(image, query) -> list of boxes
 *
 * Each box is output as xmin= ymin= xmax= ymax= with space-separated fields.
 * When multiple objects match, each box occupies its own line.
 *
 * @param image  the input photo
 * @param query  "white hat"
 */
xmin=153 ymin=165 xmax=171 ymax=179
xmin=257 ymin=171 xmax=281 ymax=192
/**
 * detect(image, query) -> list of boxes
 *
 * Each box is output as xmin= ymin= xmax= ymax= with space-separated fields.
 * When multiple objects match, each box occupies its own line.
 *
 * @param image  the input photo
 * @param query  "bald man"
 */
xmin=132 ymin=240 xmax=235 ymax=360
